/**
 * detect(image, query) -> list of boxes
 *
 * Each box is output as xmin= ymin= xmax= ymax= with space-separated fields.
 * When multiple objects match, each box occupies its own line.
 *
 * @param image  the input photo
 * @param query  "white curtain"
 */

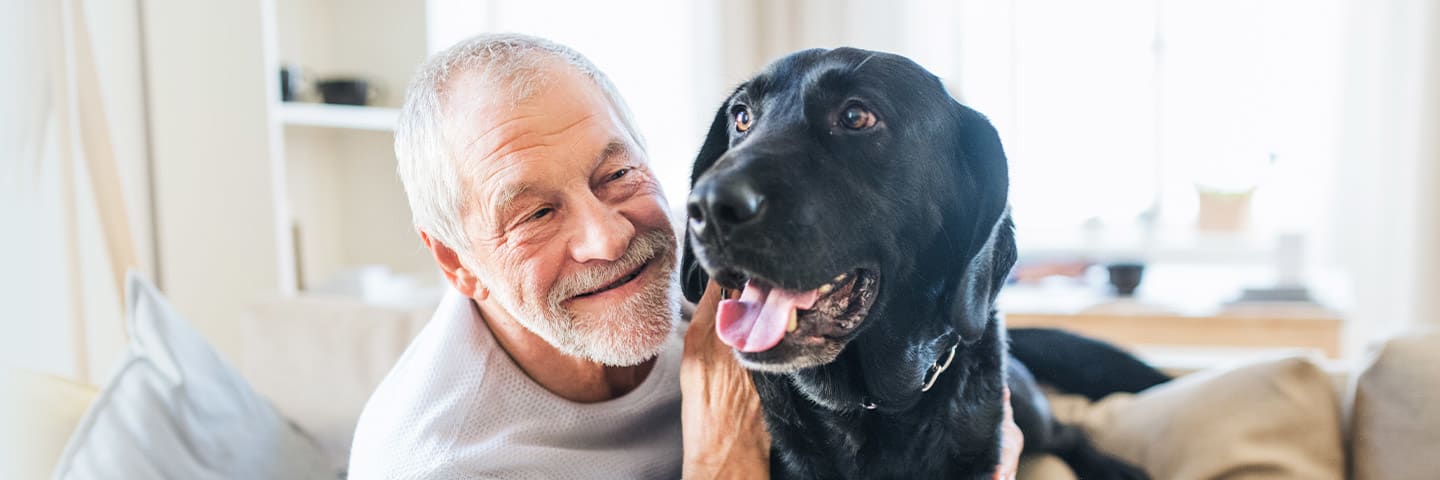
xmin=1 ymin=0 xmax=147 ymax=383
xmin=1332 ymin=0 xmax=1440 ymax=345
xmin=703 ymin=0 xmax=963 ymax=87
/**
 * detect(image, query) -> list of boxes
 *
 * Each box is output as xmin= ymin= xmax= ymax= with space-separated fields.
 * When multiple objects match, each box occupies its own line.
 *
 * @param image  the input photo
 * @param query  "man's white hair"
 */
xmin=394 ymin=33 xmax=646 ymax=253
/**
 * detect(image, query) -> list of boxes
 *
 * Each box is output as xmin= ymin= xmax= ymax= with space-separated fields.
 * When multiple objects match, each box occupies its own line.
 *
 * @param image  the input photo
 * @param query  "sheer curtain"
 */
xmin=2 ymin=0 xmax=147 ymax=383
xmin=1333 ymin=0 xmax=1440 ymax=340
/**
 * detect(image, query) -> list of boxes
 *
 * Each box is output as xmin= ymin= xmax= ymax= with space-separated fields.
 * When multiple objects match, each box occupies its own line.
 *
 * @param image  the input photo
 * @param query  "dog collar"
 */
xmin=860 ymin=338 xmax=960 ymax=410
xmin=920 ymin=340 xmax=960 ymax=392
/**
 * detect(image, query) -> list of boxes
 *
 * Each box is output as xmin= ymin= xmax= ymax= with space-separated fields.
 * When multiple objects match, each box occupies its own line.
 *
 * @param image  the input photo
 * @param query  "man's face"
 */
xmin=444 ymin=62 xmax=678 ymax=366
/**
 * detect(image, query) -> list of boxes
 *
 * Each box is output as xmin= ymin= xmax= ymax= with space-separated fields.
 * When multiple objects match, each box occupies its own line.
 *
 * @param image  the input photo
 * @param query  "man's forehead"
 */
xmin=443 ymin=68 xmax=621 ymax=159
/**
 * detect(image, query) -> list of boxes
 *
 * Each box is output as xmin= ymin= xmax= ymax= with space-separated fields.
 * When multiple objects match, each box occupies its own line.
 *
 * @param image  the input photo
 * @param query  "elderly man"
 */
xmin=349 ymin=33 xmax=1020 ymax=479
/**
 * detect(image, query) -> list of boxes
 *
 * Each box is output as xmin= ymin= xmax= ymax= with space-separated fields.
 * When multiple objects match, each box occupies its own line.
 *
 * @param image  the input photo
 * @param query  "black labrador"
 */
xmin=681 ymin=48 xmax=1167 ymax=479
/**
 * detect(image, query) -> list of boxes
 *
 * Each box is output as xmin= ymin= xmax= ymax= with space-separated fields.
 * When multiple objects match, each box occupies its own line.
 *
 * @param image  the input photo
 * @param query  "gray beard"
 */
xmin=485 ymin=229 xmax=680 ymax=366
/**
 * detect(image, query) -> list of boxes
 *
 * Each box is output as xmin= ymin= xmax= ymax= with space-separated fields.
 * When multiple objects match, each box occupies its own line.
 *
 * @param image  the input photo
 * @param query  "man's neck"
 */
xmin=475 ymin=299 xmax=657 ymax=403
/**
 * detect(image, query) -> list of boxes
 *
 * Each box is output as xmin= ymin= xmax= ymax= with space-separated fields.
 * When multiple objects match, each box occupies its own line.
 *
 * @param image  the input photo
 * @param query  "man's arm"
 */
xmin=681 ymin=282 xmax=769 ymax=479
xmin=995 ymin=387 xmax=1023 ymax=480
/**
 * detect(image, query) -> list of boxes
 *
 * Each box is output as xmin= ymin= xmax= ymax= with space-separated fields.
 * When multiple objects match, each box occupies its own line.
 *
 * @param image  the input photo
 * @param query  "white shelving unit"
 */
xmin=260 ymin=0 xmax=488 ymax=295
xmin=278 ymin=102 xmax=398 ymax=131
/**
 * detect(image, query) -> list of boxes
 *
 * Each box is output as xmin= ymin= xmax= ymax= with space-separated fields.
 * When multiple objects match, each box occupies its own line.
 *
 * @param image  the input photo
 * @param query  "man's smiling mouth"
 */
xmin=572 ymin=259 xmax=650 ymax=299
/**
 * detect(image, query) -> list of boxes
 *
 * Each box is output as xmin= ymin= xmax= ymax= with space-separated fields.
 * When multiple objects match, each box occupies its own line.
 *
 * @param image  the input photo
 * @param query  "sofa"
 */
xmin=5 ymin=282 xmax=1437 ymax=479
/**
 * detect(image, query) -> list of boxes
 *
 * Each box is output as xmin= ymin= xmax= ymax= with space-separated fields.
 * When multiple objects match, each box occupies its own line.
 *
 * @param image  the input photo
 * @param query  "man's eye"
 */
xmin=528 ymin=208 xmax=553 ymax=221
xmin=607 ymin=168 xmax=631 ymax=182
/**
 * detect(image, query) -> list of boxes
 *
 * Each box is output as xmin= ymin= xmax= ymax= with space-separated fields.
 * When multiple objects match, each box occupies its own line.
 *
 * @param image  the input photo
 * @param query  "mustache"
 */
xmin=549 ymin=230 xmax=674 ymax=302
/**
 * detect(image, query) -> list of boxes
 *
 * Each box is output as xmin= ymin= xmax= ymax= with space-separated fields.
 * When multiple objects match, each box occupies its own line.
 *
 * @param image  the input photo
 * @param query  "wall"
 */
xmin=141 ymin=0 xmax=284 ymax=362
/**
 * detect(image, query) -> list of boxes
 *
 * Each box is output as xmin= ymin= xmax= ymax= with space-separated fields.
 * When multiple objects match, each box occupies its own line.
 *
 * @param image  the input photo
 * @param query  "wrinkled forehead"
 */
xmin=442 ymin=65 xmax=630 ymax=163
xmin=438 ymin=54 xmax=565 ymax=112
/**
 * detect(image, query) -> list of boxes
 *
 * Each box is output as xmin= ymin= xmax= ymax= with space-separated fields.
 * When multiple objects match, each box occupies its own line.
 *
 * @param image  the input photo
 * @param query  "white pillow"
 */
xmin=52 ymin=272 xmax=334 ymax=479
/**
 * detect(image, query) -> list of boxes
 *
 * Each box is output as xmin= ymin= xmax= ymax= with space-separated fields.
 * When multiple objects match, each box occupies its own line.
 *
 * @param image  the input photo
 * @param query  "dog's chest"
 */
xmin=764 ymin=393 xmax=1001 ymax=480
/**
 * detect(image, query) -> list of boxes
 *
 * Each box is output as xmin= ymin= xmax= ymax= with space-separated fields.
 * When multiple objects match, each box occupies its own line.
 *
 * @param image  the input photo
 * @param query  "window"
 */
xmin=953 ymin=0 xmax=1346 ymax=245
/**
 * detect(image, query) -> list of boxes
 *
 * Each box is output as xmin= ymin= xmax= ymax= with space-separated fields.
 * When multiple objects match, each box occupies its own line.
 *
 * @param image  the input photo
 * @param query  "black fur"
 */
xmin=682 ymin=48 xmax=1163 ymax=479
xmin=1009 ymin=328 xmax=1172 ymax=402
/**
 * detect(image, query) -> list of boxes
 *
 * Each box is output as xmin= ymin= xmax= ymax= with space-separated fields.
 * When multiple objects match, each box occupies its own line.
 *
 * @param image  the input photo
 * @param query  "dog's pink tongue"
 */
xmin=715 ymin=281 xmax=820 ymax=352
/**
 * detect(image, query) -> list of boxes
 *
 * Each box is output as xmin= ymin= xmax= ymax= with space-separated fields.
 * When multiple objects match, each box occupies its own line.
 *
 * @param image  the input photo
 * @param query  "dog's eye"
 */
xmin=732 ymin=105 xmax=754 ymax=132
xmin=840 ymin=104 xmax=877 ymax=130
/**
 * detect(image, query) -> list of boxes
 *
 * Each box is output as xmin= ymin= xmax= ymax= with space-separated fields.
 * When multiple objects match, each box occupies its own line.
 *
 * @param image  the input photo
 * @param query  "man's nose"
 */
xmin=570 ymin=197 xmax=636 ymax=264
xmin=687 ymin=175 xmax=765 ymax=238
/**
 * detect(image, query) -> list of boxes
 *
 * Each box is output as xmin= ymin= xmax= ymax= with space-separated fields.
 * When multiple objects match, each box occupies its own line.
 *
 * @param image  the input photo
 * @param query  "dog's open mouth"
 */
xmin=715 ymin=269 xmax=879 ymax=352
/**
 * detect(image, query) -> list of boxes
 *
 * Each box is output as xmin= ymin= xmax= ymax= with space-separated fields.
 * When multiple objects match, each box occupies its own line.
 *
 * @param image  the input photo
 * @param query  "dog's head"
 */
xmin=682 ymin=47 xmax=1016 ymax=374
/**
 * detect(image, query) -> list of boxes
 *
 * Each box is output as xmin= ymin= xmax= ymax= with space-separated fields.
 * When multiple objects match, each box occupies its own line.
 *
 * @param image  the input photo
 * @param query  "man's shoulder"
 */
xmin=349 ymin=290 xmax=500 ymax=470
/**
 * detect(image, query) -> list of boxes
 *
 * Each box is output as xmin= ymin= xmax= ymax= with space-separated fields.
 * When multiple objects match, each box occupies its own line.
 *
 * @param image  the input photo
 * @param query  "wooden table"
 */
xmin=1006 ymin=304 xmax=1344 ymax=358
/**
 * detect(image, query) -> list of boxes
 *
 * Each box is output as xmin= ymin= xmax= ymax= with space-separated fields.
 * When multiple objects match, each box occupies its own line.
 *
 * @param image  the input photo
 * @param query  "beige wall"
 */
xmin=141 ymin=0 xmax=285 ymax=362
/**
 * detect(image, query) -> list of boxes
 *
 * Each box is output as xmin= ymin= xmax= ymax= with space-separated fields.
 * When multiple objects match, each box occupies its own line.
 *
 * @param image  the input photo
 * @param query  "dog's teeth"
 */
xmin=818 ymin=284 xmax=834 ymax=295
xmin=833 ymin=273 xmax=847 ymax=283
xmin=787 ymin=310 xmax=799 ymax=333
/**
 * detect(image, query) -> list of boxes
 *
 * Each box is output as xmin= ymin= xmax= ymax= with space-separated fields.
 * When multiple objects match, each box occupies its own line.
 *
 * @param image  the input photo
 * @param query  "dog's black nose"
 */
xmin=688 ymin=177 xmax=765 ymax=235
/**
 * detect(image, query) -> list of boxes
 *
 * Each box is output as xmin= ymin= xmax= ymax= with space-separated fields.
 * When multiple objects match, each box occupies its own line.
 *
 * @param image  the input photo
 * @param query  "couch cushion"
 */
xmin=52 ymin=272 xmax=334 ymax=479
xmin=238 ymin=295 xmax=433 ymax=470
xmin=1350 ymin=328 xmax=1440 ymax=480
xmin=1020 ymin=355 xmax=1345 ymax=480
xmin=0 ymin=370 xmax=99 ymax=478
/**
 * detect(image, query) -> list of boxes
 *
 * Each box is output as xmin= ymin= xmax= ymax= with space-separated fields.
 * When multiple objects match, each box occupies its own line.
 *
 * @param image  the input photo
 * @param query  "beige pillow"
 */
xmin=0 ymin=370 xmax=100 ymax=479
xmin=1020 ymin=355 xmax=1345 ymax=480
xmin=238 ymin=295 xmax=433 ymax=470
xmin=1350 ymin=329 xmax=1440 ymax=480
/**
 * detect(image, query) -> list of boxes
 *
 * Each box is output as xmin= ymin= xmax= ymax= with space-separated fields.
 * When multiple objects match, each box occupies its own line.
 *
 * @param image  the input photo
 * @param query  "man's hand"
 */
xmin=995 ymin=387 xmax=1024 ymax=480
xmin=681 ymin=282 xmax=770 ymax=479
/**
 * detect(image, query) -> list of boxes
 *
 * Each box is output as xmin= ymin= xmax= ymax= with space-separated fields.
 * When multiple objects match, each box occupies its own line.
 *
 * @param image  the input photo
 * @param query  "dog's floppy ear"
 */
xmin=946 ymin=105 xmax=1017 ymax=342
xmin=951 ymin=215 xmax=1016 ymax=342
xmin=681 ymin=97 xmax=736 ymax=303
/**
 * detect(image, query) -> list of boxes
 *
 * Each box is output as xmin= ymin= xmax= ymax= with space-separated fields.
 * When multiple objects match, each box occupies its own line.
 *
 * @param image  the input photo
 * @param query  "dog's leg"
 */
xmin=1046 ymin=421 xmax=1149 ymax=480
xmin=1009 ymin=358 xmax=1149 ymax=480
xmin=1009 ymin=328 xmax=1170 ymax=401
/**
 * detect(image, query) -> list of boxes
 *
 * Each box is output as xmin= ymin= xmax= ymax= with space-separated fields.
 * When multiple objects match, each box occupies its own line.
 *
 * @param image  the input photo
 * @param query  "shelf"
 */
xmin=278 ymin=102 xmax=398 ymax=131
xmin=1016 ymin=225 xmax=1276 ymax=265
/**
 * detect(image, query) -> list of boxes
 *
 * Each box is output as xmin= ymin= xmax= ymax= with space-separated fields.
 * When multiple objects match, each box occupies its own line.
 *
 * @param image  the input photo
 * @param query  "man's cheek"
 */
xmin=488 ymin=246 xmax=543 ymax=298
xmin=625 ymin=196 xmax=675 ymax=239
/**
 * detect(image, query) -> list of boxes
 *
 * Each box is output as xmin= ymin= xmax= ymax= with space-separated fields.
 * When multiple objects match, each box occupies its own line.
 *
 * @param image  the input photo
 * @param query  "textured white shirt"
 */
xmin=348 ymin=288 xmax=684 ymax=479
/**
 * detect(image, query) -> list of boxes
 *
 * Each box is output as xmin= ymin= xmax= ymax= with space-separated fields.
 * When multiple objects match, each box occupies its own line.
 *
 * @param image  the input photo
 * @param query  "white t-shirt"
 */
xmin=348 ymin=288 xmax=684 ymax=479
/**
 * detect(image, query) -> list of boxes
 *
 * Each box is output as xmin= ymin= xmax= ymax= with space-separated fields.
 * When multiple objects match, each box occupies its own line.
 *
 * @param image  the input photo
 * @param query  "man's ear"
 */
xmin=946 ymin=103 xmax=1015 ymax=342
xmin=681 ymin=96 xmax=738 ymax=303
xmin=421 ymin=231 xmax=488 ymax=301
xmin=949 ymin=215 xmax=1016 ymax=342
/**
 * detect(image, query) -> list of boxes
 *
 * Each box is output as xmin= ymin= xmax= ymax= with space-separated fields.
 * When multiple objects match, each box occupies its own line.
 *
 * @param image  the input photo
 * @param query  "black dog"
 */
xmin=681 ymin=47 xmax=1164 ymax=479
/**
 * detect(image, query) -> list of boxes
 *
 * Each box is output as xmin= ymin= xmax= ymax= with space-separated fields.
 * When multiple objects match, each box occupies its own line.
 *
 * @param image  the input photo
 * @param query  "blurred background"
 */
xmin=5 ymin=0 xmax=1439 ymax=386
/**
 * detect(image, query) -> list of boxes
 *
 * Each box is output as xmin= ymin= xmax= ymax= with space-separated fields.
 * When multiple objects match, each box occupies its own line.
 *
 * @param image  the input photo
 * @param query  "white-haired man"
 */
xmin=349 ymin=34 xmax=1021 ymax=479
